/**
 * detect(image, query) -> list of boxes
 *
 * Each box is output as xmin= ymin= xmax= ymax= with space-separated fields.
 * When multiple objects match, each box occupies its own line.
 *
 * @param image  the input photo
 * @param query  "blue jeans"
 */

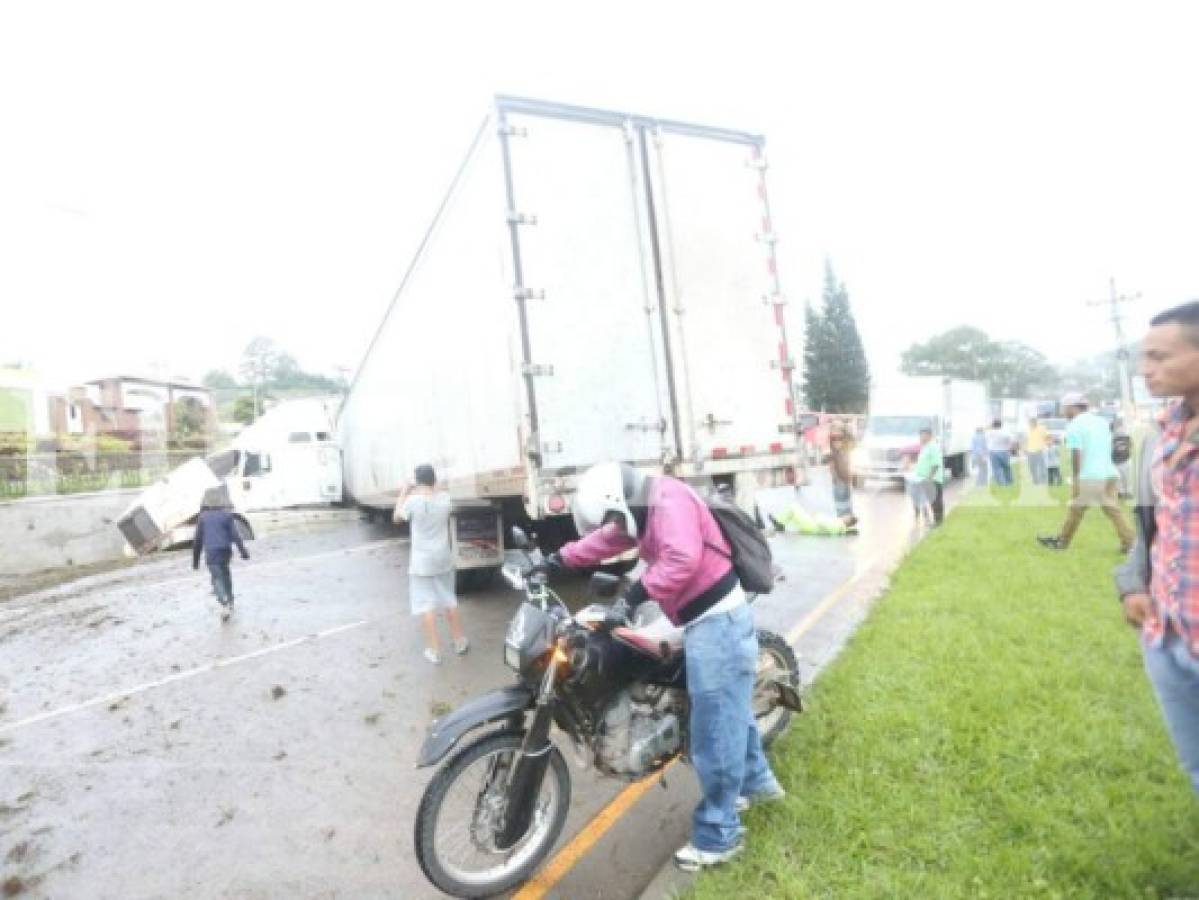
xmin=989 ymin=451 xmax=1012 ymax=486
xmin=1027 ymin=450 xmax=1046 ymax=485
xmin=206 ymin=549 xmax=234 ymax=604
xmin=972 ymin=454 xmax=988 ymax=486
xmin=832 ymin=478 xmax=853 ymax=517
xmin=1144 ymin=632 xmax=1199 ymax=794
xmin=685 ymin=604 xmax=779 ymax=851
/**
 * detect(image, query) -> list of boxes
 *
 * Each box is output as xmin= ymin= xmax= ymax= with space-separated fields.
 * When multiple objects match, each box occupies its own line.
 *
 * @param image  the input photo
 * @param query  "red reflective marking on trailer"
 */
xmin=712 ymin=447 xmax=728 ymax=459
xmin=774 ymin=305 xmax=785 ymax=327
xmin=740 ymin=445 xmax=755 ymax=455
xmin=770 ymin=442 xmax=784 ymax=453
xmin=785 ymin=398 xmax=794 ymax=416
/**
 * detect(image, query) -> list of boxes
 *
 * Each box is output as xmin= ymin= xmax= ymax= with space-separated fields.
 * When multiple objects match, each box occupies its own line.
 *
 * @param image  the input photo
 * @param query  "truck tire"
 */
xmin=455 ymin=568 xmax=499 ymax=593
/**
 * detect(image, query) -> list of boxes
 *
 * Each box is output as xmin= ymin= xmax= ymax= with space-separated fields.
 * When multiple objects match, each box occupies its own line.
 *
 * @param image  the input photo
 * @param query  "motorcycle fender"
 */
xmin=416 ymin=684 xmax=534 ymax=768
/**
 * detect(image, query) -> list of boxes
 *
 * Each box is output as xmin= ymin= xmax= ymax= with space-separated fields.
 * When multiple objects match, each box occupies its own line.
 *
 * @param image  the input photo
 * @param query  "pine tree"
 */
xmin=801 ymin=300 xmax=831 ymax=410
xmin=819 ymin=261 xmax=870 ymax=413
xmin=801 ymin=262 xmax=870 ymax=412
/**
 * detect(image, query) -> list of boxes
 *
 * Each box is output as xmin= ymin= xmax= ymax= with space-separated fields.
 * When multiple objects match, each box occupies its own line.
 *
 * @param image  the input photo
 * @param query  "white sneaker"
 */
xmin=673 ymin=841 xmax=743 ymax=872
xmin=453 ymin=637 xmax=470 ymax=656
xmin=423 ymin=647 xmax=442 ymax=665
xmin=735 ymin=785 xmax=787 ymax=813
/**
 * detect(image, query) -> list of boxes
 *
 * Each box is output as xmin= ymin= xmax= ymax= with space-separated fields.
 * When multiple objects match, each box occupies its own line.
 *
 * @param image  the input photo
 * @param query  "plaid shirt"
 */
xmin=1146 ymin=402 xmax=1199 ymax=654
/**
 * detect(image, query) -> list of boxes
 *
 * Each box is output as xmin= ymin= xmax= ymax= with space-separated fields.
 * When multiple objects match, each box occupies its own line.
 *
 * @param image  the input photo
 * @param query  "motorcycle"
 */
xmin=413 ymin=528 xmax=802 ymax=898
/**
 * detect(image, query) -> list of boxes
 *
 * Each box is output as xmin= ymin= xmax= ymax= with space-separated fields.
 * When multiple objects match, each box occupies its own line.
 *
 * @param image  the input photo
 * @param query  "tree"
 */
xmin=802 ymin=261 xmax=870 ymax=412
xmin=239 ymin=336 xmax=283 ymax=418
xmin=169 ymin=397 xmax=209 ymax=447
xmin=801 ymin=301 xmax=832 ymax=410
xmin=233 ymin=394 xmax=258 ymax=425
xmin=901 ymin=327 xmax=1056 ymax=397
xmin=202 ymin=369 xmax=239 ymax=390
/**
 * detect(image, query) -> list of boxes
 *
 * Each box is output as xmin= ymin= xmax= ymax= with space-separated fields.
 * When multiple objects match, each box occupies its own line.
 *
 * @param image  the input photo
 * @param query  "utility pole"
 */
xmin=1086 ymin=277 xmax=1139 ymax=417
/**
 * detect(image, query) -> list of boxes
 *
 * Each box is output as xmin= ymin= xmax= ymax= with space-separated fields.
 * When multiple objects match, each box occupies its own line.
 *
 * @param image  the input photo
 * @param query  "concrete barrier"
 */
xmin=0 ymin=492 xmax=361 ymax=579
xmin=0 ymin=489 xmax=140 ymax=577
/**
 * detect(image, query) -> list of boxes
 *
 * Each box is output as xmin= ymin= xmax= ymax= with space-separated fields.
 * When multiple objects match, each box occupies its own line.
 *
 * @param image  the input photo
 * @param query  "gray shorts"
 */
xmin=409 ymin=572 xmax=457 ymax=615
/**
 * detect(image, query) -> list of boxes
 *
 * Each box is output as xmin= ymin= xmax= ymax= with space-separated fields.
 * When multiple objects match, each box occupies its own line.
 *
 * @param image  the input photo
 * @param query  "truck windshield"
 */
xmin=866 ymin=416 xmax=933 ymax=436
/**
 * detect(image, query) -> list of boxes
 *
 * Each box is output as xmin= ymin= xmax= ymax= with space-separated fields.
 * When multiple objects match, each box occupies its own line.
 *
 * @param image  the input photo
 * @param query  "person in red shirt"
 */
xmin=1115 ymin=301 xmax=1199 ymax=794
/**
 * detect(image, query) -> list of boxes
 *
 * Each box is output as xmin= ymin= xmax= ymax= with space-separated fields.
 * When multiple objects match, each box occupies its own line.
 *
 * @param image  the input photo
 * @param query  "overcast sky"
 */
xmin=3 ymin=1 xmax=1196 ymax=390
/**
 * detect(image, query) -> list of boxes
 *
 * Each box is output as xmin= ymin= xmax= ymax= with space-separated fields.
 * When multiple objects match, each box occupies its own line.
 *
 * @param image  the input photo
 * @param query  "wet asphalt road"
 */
xmin=0 ymin=473 xmax=945 ymax=899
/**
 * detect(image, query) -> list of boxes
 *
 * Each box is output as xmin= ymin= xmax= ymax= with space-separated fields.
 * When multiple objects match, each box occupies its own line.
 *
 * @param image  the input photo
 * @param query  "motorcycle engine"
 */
xmin=595 ymin=684 xmax=685 ymax=777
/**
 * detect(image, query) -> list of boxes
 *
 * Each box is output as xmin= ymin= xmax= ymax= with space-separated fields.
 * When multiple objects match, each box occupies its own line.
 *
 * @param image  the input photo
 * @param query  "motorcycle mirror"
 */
xmin=510 ymin=526 xmax=533 ymax=550
xmin=588 ymin=572 xmax=622 ymax=599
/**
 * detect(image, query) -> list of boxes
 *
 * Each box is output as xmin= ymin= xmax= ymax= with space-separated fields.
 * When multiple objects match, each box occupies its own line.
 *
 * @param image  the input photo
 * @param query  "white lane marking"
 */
xmin=0 ymin=618 xmax=371 ymax=736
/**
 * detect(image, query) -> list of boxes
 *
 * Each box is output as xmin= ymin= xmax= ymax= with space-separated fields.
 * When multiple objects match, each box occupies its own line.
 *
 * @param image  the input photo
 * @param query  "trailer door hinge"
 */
xmin=699 ymin=413 xmax=733 ymax=434
xmin=507 ymin=211 xmax=538 ymax=226
xmin=763 ymin=293 xmax=788 ymax=307
xmin=514 ymin=287 xmax=546 ymax=301
xmin=755 ymin=232 xmax=779 ymax=245
xmin=522 ymin=363 xmax=554 ymax=377
xmin=499 ymin=123 xmax=528 ymax=138
xmin=625 ymin=417 xmax=667 ymax=433
xmin=770 ymin=357 xmax=796 ymax=371
xmin=542 ymin=440 xmax=563 ymax=454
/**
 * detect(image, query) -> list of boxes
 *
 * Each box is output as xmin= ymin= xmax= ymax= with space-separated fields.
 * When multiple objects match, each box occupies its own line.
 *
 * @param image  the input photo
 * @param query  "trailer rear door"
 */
xmin=501 ymin=110 xmax=671 ymax=470
xmin=647 ymin=131 xmax=794 ymax=461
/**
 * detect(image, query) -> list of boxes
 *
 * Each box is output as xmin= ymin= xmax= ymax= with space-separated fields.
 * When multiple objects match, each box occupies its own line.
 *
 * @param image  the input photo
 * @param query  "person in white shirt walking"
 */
xmin=986 ymin=419 xmax=1015 ymax=486
xmin=394 ymin=464 xmax=469 ymax=664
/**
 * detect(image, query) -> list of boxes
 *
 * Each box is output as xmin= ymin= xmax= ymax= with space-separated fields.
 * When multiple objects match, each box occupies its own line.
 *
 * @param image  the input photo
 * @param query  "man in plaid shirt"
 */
xmin=1115 ymin=300 xmax=1199 ymax=794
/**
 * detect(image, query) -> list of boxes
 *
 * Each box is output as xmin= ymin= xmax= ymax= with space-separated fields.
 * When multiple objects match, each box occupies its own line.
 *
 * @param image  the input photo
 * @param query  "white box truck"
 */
xmin=338 ymin=96 xmax=805 ymax=571
xmin=851 ymin=376 xmax=990 ymax=484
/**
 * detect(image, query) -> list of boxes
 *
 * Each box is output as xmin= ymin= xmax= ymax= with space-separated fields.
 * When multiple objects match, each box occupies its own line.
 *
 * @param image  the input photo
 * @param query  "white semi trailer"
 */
xmin=339 ymin=96 xmax=806 ymax=574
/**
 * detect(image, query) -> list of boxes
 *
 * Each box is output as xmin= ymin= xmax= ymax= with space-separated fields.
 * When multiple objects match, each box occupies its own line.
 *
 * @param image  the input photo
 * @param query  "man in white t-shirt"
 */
xmin=985 ymin=420 xmax=1014 ymax=486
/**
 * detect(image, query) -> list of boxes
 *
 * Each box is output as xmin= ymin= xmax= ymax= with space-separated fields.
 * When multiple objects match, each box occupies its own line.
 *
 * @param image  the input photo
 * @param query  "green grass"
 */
xmin=693 ymin=486 xmax=1199 ymax=899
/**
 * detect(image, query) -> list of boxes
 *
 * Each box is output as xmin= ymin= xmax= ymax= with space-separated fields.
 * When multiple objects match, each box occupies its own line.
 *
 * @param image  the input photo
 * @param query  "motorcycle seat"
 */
xmin=612 ymin=627 xmax=669 ymax=658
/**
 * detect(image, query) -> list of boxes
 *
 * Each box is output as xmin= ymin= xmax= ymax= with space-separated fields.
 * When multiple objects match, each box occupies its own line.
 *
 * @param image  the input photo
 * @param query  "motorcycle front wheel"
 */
xmin=414 ymin=730 xmax=571 ymax=899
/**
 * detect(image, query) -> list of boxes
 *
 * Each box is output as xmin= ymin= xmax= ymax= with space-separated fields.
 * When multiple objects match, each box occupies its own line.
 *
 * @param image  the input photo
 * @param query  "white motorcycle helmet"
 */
xmin=571 ymin=462 xmax=649 ymax=539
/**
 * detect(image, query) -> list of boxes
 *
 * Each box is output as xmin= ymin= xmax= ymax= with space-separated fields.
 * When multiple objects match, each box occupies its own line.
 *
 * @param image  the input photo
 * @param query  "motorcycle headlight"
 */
xmin=504 ymin=643 xmax=521 ymax=671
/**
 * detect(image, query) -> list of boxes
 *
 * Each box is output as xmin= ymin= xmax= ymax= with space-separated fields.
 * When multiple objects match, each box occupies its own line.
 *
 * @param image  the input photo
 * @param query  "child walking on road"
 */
xmin=193 ymin=489 xmax=249 ymax=622
xmin=394 ymin=464 xmax=469 ymax=665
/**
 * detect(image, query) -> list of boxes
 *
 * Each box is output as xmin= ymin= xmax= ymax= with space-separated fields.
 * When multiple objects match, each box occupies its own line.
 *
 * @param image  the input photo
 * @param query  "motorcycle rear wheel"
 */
xmin=414 ymin=730 xmax=571 ymax=898
xmin=753 ymin=630 xmax=801 ymax=745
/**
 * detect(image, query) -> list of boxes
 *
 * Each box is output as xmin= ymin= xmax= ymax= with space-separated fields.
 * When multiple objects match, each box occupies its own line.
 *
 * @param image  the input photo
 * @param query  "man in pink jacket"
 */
xmin=549 ymin=463 xmax=784 ymax=871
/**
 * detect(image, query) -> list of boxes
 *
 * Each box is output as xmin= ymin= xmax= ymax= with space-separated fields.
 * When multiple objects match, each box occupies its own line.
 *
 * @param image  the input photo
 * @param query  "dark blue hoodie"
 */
xmin=192 ymin=508 xmax=248 ymax=567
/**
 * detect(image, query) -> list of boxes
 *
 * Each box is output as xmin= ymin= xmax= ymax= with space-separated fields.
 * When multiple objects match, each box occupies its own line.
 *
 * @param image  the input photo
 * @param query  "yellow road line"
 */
xmin=513 ymin=761 xmax=676 ymax=900
xmin=785 ymin=553 xmax=882 ymax=645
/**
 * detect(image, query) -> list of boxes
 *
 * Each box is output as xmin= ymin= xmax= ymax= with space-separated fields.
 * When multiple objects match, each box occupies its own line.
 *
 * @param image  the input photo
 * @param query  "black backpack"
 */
xmin=703 ymin=495 xmax=775 ymax=594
